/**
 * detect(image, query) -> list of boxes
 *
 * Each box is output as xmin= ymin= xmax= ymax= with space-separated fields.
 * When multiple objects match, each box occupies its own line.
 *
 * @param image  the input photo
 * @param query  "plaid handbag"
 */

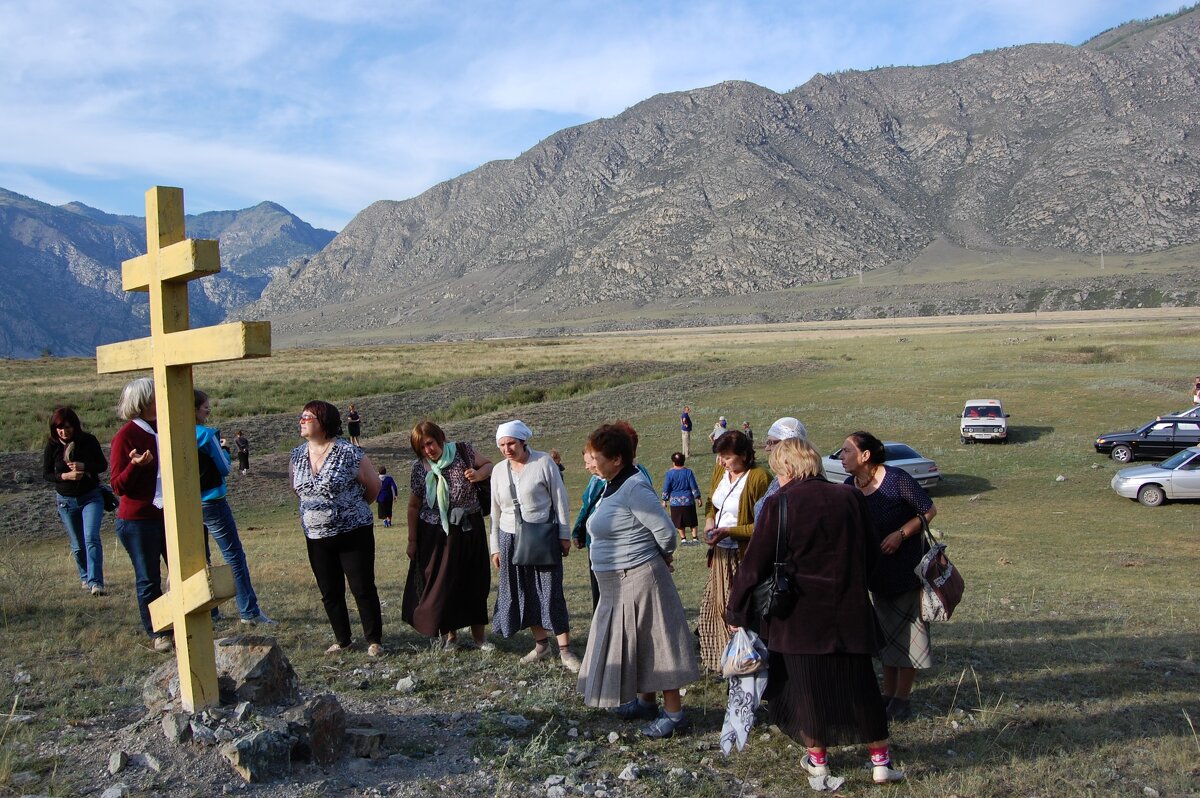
xmin=913 ymin=512 xmax=964 ymax=622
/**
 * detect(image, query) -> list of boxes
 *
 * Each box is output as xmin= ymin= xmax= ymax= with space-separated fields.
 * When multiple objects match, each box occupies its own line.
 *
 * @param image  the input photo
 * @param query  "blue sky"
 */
xmin=0 ymin=0 xmax=1181 ymax=231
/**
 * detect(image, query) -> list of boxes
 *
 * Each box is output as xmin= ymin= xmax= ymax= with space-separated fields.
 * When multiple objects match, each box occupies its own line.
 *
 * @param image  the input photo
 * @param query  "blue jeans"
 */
xmin=56 ymin=488 xmax=105 ymax=588
xmin=202 ymin=499 xmax=261 ymax=619
xmin=115 ymin=517 xmax=168 ymax=638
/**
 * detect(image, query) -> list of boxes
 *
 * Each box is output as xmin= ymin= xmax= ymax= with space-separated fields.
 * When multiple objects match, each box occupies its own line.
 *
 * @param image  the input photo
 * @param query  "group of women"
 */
xmin=47 ymin=386 xmax=938 ymax=784
xmin=45 ymin=380 xmax=276 ymax=653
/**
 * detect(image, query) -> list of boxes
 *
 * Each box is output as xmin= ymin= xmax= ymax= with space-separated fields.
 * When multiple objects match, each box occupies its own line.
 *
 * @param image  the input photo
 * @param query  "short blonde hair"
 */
xmin=768 ymin=438 xmax=825 ymax=482
xmin=117 ymin=377 xmax=155 ymax=421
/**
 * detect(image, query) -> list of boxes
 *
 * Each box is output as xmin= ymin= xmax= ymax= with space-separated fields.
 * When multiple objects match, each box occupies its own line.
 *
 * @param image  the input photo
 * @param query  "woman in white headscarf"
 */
xmin=489 ymin=420 xmax=579 ymax=672
xmin=754 ymin=417 xmax=811 ymax=518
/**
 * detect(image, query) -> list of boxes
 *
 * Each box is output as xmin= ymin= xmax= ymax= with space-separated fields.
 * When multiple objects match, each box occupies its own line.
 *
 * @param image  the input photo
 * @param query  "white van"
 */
xmin=960 ymin=399 xmax=1009 ymax=444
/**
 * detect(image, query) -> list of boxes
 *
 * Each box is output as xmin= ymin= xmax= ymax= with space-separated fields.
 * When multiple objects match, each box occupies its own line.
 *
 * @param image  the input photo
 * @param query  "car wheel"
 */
xmin=1111 ymin=445 xmax=1134 ymax=463
xmin=1137 ymin=484 xmax=1165 ymax=507
xmin=960 ymin=436 xmax=968 ymax=445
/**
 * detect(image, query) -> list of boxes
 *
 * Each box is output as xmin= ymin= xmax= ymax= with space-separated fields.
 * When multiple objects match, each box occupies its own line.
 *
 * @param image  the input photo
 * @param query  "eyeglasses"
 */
xmin=299 ymin=413 xmax=317 ymax=422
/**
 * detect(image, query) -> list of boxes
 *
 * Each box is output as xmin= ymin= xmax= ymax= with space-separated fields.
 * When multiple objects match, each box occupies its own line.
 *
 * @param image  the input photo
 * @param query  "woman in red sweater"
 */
xmin=110 ymin=377 xmax=172 ymax=652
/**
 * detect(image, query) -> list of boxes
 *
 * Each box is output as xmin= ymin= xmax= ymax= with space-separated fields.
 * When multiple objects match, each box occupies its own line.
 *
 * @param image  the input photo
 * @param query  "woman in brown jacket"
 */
xmin=726 ymin=438 xmax=904 ymax=786
xmin=697 ymin=430 xmax=770 ymax=674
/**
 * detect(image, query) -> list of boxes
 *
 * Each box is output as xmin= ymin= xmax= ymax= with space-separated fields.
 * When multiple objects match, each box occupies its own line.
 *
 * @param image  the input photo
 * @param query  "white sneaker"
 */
xmin=872 ymin=763 xmax=905 ymax=784
xmin=801 ymin=753 xmax=829 ymax=778
xmin=240 ymin=612 xmax=278 ymax=626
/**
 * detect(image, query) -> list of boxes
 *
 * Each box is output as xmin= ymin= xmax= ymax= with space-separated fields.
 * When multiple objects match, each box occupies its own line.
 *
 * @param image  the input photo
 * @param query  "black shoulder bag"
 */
xmin=509 ymin=462 xmax=561 ymax=567
xmin=752 ymin=494 xmax=797 ymax=622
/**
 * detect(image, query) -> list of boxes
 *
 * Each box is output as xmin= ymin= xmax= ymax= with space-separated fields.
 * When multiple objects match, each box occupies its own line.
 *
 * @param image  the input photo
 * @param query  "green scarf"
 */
xmin=424 ymin=441 xmax=458 ymax=535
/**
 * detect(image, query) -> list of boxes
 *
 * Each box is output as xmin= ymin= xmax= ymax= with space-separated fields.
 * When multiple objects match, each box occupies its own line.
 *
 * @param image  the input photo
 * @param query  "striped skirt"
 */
xmin=697 ymin=546 xmax=740 ymax=673
xmin=577 ymin=557 xmax=700 ymax=707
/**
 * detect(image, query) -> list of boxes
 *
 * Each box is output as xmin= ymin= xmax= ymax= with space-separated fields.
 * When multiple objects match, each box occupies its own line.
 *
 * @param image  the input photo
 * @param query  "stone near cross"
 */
xmin=97 ymin=186 xmax=271 ymax=711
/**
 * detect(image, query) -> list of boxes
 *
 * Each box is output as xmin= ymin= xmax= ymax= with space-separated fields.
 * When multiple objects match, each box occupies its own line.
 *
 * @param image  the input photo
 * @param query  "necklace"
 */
xmin=854 ymin=466 xmax=877 ymax=490
xmin=308 ymin=440 xmax=334 ymax=472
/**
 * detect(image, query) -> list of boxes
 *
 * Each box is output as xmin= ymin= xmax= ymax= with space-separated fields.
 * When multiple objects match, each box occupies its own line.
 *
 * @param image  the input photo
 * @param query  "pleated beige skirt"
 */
xmin=577 ymin=557 xmax=700 ymax=707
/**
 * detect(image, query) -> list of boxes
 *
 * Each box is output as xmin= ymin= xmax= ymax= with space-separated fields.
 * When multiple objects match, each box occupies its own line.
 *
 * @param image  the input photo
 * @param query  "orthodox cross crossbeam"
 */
xmin=96 ymin=186 xmax=271 ymax=711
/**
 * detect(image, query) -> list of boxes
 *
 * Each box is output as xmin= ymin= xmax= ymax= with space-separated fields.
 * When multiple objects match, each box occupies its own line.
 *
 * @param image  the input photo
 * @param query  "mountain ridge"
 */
xmin=249 ymin=6 xmax=1200 ymax=339
xmin=0 ymin=189 xmax=334 ymax=357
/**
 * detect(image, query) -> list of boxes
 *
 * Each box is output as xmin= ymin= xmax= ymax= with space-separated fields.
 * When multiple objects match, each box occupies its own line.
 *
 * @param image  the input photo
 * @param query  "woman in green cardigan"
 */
xmin=697 ymin=430 xmax=770 ymax=673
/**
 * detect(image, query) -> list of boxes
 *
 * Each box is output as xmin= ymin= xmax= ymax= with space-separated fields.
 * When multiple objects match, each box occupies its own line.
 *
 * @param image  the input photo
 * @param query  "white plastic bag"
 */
xmin=720 ymin=628 xmax=768 ymax=679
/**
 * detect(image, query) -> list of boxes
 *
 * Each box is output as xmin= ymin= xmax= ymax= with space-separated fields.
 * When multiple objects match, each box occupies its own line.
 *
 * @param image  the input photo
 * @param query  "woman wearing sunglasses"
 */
xmin=290 ymin=401 xmax=384 ymax=656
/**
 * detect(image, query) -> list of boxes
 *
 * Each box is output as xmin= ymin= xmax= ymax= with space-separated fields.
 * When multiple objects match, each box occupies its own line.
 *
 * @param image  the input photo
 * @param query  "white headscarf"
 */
xmin=766 ymin=417 xmax=808 ymax=442
xmin=495 ymin=420 xmax=533 ymax=445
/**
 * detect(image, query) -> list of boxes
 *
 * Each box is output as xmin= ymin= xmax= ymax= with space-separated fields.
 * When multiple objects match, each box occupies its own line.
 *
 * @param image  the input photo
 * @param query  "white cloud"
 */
xmin=0 ymin=0 xmax=1179 ymax=228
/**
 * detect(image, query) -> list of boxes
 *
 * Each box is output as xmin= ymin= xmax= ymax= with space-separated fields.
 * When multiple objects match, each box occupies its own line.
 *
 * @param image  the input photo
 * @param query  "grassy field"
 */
xmin=2 ymin=315 xmax=1199 ymax=796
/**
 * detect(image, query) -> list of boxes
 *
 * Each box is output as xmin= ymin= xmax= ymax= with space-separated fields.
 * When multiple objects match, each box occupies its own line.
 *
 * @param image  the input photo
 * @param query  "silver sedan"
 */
xmin=1110 ymin=446 xmax=1200 ymax=506
xmin=823 ymin=442 xmax=942 ymax=490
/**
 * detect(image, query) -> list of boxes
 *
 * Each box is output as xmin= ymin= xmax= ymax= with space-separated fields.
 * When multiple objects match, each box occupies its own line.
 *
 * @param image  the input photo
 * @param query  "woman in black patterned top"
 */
xmin=402 ymin=420 xmax=495 ymax=651
xmin=290 ymin=400 xmax=383 ymax=656
xmin=839 ymin=431 xmax=937 ymax=723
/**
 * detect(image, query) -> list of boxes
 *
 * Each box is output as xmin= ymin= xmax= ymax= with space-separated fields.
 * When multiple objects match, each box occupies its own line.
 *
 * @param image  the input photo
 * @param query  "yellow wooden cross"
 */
xmin=97 ymin=186 xmax=271 ymax=712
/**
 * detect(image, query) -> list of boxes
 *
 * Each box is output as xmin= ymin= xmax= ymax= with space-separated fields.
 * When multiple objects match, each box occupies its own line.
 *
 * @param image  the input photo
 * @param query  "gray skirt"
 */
xmin=874 ymin=589 xmax=932 ymax=669
xmin=578 ymin=556 xmax=700 ymax=707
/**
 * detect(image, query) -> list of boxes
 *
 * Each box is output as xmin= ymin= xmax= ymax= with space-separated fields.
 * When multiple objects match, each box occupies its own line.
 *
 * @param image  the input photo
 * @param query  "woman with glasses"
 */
xmin=43 ymin=407 xmax=108 ymax=595
xmin=290 ymin=401 xmax=384 ymax=656
xmin=754 ymin=417 xmax=809 ymax=517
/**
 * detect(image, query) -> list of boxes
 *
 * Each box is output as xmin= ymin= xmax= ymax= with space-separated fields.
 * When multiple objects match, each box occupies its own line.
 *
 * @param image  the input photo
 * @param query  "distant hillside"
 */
xmin=251 ymin=6 xmax=1200 ymax=339
xmin=0 ymin=189 xmax=334 ymax=357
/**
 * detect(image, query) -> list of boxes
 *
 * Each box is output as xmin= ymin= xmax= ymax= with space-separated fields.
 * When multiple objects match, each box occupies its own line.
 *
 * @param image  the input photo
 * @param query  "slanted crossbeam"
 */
xmin=96 ymin=186 xmax=271 ymax=711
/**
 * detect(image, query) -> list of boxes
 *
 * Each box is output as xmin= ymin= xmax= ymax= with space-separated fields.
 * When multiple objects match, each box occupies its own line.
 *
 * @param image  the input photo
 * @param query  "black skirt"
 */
xmin=669 ymin=504 xmax=699 ymax=529
xmin=765 ymin=651 xmax=889 ymax=746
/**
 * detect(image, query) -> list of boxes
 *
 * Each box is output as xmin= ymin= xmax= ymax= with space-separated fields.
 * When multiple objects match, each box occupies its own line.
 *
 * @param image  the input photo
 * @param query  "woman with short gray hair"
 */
xmin=110 ymin=377 xmax=172 ymax=652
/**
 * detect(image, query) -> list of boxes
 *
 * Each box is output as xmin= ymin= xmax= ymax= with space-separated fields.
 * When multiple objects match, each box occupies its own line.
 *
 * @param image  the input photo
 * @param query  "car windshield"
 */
xmin=885 ymin=444 xmax=921 ymax=460
xmin=1158 ymin=449 xmax=1199 ymax=469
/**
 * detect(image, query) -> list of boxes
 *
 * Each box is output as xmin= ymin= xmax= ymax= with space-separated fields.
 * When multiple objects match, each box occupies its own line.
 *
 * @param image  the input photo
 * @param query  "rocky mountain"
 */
xmin=252 ymin=7 xmax=1200 ymax=338
xmin=0 ymin=190 xmax=334 ymax=357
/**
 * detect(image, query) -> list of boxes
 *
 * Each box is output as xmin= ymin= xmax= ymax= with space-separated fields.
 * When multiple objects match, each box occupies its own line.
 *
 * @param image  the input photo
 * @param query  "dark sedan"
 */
xmin=1094 ymin=416 xmax=1200 ymax=463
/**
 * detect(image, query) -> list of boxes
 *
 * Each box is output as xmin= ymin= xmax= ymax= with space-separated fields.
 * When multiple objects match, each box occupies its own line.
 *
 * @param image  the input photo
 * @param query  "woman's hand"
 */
xmin=406 ymin=540 xmax=417 ymax=559
xmin=706 ymin=526 xmax=730 ymax=545
xmin=491 ymin=553 xmax=501 ymax=570
xmin=727 ymin=624 xmax=741 ymax=634
xmin=662 ymin=552 xmax=674 ymax=573
xmin=573 ymin=537 xmax=585 ymax=550
xmin=464 ymin=468 xmax=477 ymax=482
xmin=880 ymin=530 xmax=905 ymax=555
xmin=129 ymin=448 xmax=154 ymax=467
xmin=559 ymin=539 xmax=571 ymax=557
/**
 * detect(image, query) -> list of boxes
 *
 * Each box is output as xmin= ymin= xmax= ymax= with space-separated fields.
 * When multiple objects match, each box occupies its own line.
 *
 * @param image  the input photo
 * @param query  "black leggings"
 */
xmin=305 ymin=524 xmax=382 ymax=646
